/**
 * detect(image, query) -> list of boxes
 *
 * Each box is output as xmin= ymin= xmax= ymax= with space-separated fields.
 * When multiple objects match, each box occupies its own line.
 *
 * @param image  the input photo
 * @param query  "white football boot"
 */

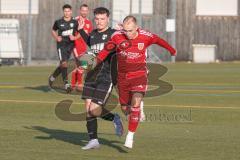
xmin=124 ymin=131 xmax=134 ymax=149
xmin=82 ymin=139 xmax=100 ymax=150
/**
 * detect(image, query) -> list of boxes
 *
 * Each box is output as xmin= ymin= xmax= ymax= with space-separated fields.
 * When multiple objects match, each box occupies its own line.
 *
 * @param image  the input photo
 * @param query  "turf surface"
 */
xmin=0 ymin=63 xmax=240 ymax=160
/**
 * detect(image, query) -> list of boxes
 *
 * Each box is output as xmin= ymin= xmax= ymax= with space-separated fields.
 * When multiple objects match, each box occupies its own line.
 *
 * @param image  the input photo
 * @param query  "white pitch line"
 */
xmin=1 ymin=85 xmax=240 ymax=93
xmin=0 ymin=99 xmax=77 ymax=105
xmin=0 ymin=99 xmax=239 ymax=110
xmin=176 ymin=89 xmax=240 ymax=93
xmin=0 ymin=85 xmax=25 ymax=89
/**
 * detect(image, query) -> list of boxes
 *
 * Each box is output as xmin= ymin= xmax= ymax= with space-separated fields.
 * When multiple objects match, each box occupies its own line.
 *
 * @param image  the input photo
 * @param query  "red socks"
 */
xmin=71 ymin=68 xmax=77 ymax=88
xmin=128 ymin=106 xmax=140 ymax=132
xmin=71 ymin=68 xmax=84 ymax=89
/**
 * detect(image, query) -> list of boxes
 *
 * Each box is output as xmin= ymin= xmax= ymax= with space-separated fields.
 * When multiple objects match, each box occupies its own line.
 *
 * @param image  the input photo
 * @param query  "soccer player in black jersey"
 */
xmin=78 ymin=7 xmax=123 ymax=150
xmin=49 ymin=4 xmax=80 ymax=92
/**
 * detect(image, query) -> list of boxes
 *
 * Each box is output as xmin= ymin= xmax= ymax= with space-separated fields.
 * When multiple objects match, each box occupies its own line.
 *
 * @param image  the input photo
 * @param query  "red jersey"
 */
xmin=97 ymin=29 xmax=176 ymax=74
xmin=74 ymin=17 xmax=93 ymax=57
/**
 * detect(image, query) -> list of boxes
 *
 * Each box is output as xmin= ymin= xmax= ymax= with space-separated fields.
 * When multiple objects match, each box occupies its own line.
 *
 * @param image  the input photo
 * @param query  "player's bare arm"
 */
xmin=69 ymin=33 xmax=80 ymax=41
xmin=51 ymin=30 xmax=62 ymax=42
xmin=77 ymin=16 xmax=85 ymax=30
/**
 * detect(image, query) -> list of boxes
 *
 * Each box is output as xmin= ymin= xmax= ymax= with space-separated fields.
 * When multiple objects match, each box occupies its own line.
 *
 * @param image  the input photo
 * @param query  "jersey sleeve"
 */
xmin=52 ymin=20 xmax=58 ymax=31
xmin=74 ymin=21 xmax=79 ymax=34
xmin=78 ymin=29 xmax=90 ymax=46
xmin=97 ymin=43 xmax=111 ymax=62
xmin=97 ymin=36 xmax=116 ymax=62
xmin=149 ymin=34 xmax=176 ymax=56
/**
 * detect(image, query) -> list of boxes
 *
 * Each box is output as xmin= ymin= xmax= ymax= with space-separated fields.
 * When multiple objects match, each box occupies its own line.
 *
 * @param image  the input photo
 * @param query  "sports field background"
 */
xmin=0 ymin=63 xmax=240 ymax=160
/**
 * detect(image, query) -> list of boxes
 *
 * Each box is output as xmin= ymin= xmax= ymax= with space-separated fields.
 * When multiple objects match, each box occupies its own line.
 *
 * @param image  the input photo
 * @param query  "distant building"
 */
xmin=0 ymin=0 xmax=239 ymax=61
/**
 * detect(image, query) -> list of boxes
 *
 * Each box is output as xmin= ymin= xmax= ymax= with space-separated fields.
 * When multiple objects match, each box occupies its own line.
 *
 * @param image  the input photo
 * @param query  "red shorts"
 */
xmin=118 ymin=70 xmax=148 ymax=105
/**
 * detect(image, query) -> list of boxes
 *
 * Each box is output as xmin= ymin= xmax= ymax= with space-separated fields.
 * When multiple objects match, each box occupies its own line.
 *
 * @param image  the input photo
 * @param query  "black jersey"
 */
xmin=82 ymin=27 xmax=115 ymax=55
xmin=79 ymin=27 xmax=117 ymax=83
xmin=52 ymin=17 xmax=78 ymax=48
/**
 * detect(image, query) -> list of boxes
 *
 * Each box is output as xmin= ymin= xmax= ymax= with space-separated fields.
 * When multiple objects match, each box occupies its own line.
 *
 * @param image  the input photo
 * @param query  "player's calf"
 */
xmin=48 ymin=66 xmax=62 ymax=88
xmin=124 ymin=106 xmax=140 ymax=149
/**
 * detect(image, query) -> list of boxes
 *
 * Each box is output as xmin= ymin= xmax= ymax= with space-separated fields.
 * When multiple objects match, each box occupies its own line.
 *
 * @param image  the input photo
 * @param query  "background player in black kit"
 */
xmin=77 ymin=7 xmax=123 ymax=150
xmin=49 ymin=4 xmax=80 ymax=92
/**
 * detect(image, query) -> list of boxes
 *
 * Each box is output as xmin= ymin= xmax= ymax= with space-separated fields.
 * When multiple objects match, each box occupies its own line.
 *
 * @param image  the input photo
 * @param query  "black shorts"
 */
xmin=81 ymin=63 xmax=113 ymax=106
xmin=82 ymin=81 xmax=113 ymax=106
xmin=57 ymin=45 xmax=74 ymax=62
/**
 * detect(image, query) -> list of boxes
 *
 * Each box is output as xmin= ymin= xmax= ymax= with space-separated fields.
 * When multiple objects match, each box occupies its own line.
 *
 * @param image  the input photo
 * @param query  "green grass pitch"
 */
xmin=0 ymin=63 xmax=240 ymax=160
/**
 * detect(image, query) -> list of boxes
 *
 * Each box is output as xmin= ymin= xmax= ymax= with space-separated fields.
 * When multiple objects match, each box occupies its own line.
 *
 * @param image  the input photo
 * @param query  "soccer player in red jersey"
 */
xmin=96 ymin=15 xmax=176 ymax=148
xmin=71 ymin=4 xmax=93 ymax=90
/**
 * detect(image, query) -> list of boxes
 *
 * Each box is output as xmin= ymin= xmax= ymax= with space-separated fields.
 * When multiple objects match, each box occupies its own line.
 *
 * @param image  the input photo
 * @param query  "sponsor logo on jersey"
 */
xmin=119 ymin=51 xmax=127 ymax=57
xmin=102 ymin=34 xmax=108 ymax=40
xmin=91 ymin=43 xmax=105 ymax=54
xmin=86 ymin=24 xmax=90 ymax=28
xmin=70 ymin=23 xmax=74 ymax=28
xmin=62 ymin=29 xmax=73 ymax=36
xmin=120 ymin=41 xmax=127 ymax=48
xmin=119 ymin=40 xmax=132 ymax=50
xmin=119 ymin=51 xmax=140 ymax=59
xmin=138 ymin=43 xmax=144 ymax=50
xmin=128 ymin=52 xmax=140 ymax=59
xmin=60 ymin=24 xmax=64 ymax=27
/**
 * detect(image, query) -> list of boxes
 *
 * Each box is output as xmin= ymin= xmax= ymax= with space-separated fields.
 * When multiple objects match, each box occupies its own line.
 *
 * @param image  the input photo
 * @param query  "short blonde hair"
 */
xmin=123 ymin=15 xmax=137 ymax=24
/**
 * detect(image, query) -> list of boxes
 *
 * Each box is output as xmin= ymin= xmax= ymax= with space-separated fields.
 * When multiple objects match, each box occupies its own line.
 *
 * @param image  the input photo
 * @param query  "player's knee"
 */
xmin=131 ymin=93 xmax=143 ymax=105
xmin=60 ymin=61 xmax=67 ymax=67
xmin=131 ymin=99 xmax=142 ymax=108
xmin=121 ymin=105 xmax=130 ymax=115
xmin=89 ymin=105 xmax=102 ymax=117
xmin=89 ymin=109 xmax=101 ymax=117
xmin=132 ymin=104 xmax=141 ymax=108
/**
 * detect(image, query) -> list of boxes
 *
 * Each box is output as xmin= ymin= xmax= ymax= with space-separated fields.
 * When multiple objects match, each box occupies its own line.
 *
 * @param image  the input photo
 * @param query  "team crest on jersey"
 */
xmin=102 ymin=34 xmax=108 ymax=40
xmin=138 ymin=43 xmax=144 ymax=50
xmin=70 ymin=23 xmax=74 ymax=27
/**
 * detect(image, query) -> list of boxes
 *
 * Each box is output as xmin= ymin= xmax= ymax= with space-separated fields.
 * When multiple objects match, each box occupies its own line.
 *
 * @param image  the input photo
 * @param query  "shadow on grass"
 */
xmin=25 ymin=85 xmax=51 ymax=93
xmin=24 ymin=126 xmax=128 ymax=153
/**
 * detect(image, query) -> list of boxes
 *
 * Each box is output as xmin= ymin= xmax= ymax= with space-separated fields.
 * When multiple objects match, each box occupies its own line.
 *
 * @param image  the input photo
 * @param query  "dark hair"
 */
xmin=80 ymin=4 xmax=88 ymax=9
xmin=62 ymin=4 xmax=72 ymax=10
xmin=123 ymin=15 xmax=137 ymax=24
xmin=94 ymin=7 xmax=110 ymax=17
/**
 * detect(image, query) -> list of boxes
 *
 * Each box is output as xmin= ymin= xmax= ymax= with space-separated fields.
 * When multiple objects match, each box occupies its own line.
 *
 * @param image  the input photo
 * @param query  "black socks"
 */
xmin=86 ymin=117 xmax=98 ymax=140
xmin=52 ymin=66 xmax=61 ymax=78
xmin=61 ymin=67 xmax=68 ymax=83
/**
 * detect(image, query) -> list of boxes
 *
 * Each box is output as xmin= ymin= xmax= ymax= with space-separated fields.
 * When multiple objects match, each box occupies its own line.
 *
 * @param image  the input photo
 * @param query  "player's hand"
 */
xmin=114 ymin=23 xmax=123 ymax=30
xmin=170 ymin=50 xmax=177 ymax=63
xmin=69 ymin=35 xmax=76 ymax=41
xmin=171 ymin=56 xmax=176 ymax=63
xmin=78 ymin=16 xmax=85 ymax=30
xmin=56 ymin=36 xmax=62 ymax=42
